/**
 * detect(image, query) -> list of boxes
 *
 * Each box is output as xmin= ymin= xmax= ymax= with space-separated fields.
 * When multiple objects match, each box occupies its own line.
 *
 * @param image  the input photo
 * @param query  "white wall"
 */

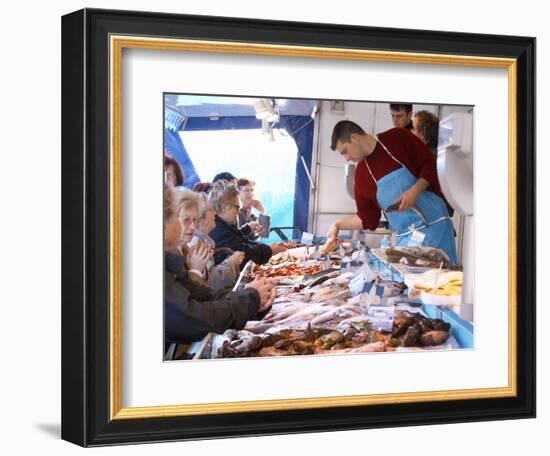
xmin=313 ymin=100 xmax=370 ymax=236
xmin=0 ymin=1 xmax=545 ymax=456
xmin=440 ymin=104 xmax=473 ymax=119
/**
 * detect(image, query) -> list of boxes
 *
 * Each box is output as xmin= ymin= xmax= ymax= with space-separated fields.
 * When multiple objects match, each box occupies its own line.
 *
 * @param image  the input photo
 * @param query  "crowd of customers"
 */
xmin=163 ymin=155 xmax=285 ymax=358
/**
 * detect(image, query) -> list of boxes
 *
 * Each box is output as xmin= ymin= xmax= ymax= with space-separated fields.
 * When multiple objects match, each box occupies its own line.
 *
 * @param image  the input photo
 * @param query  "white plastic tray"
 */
xmin=419 ymin=290 xmax=461 ymax=307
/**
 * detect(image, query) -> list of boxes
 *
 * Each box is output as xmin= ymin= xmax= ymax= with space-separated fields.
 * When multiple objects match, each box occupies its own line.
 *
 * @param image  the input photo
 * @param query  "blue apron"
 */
xmin=364 ymin=138 xmax=457 ymax=264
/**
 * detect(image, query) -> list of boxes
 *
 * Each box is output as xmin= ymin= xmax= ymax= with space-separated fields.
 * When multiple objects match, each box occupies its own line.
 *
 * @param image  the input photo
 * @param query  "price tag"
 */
xmin=409 ymin=229 xmax=426 ymax=246
xmin=340 ymin=259 xmax=359 ymax=270
xmin=358 ymin=283 xmax=384 ymax=309
xmin=349 ymin=263 xmax=378 ymax=295
xmin=352 ymin=247 xmax=369 ymax=264
xmin=361 ymin=282 xmax=385 ymax=297
xmin=359 ymin=262 xmax=378 ymax=283
xmin=301 ymin=231 xmax=314 ymax=245
xmin=366 ymin=304 xmax=395 ymax=332
xmin=349 ymin=274 xmax=365 ymax=296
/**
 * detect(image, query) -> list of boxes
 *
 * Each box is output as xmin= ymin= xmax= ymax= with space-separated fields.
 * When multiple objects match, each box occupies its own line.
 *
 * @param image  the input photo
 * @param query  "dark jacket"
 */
xmin=164 ymin=252 xmax=263 ymax=345
xmin=210 ymin=215 xmax=272 ymax=268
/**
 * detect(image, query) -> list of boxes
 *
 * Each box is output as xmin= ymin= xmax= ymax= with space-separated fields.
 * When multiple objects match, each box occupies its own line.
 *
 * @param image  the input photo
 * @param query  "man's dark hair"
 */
xmin=212 ymin=171 xmax=237 ymax=183
xmin=330 ymin=120 xmax=366 ymax=151
xmin=389 ymin=103 xmax=413 ymax=113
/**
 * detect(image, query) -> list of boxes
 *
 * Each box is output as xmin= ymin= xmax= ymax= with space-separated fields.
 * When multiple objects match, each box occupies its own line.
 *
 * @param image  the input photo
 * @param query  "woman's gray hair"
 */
xmin=173 ymin=188 xmax=200 ymax=214
xmin=208 ymin=180 xmax=240 ymax=213
xmin=196 ymin=192 xmax=214 ymax=220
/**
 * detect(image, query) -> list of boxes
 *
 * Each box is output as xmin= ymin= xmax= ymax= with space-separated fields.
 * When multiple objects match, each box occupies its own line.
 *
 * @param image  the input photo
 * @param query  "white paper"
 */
xmin=301 ymin=231 xmax=314 ymax=244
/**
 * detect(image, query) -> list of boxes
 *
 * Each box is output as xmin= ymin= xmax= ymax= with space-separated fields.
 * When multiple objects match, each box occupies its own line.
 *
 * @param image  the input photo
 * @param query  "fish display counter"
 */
xmin=196 ymin=241 xmax=473 ymax=359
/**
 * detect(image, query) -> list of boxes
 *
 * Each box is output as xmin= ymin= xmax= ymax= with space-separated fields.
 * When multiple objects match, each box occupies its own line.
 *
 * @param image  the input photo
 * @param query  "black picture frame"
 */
xmin=62 ymin=8 xmax=536 ymax=447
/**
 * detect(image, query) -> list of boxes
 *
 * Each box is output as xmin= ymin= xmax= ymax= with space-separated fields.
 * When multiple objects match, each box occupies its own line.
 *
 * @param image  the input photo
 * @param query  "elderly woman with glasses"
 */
xmin=208 ymin=181 xmax=286 ymax=268
xmin=164 ymin=185 xmax=276 ymax=349
xmin=187 ymin=193 xmax=245 ymax=290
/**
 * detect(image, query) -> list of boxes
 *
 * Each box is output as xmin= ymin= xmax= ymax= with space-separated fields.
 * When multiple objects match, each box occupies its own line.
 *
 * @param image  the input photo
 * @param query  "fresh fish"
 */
xmin=375 ymin=278 xmax=407 ymax=297
xmin=386 ymin=246 xmax=454 ymax=267
xmin=310 ymin=305 xmax=364 ymax=326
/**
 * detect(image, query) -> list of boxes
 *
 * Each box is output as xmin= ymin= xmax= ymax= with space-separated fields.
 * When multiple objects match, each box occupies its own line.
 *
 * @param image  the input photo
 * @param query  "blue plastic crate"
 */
xmin=422 ymin=304 xmax=474 ymax=349
xmin=367 ymin=252 xmax=473 ymax=349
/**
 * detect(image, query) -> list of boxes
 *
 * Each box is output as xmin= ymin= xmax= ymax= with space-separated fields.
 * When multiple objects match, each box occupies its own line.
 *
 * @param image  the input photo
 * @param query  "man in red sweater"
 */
xmin=327 ymin=120 xmax=457 ymax=264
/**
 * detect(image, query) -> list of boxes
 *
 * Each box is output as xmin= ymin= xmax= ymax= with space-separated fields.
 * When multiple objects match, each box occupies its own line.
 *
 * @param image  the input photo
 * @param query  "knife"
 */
xmin=385 ymin=202 xmax=430 ymax=227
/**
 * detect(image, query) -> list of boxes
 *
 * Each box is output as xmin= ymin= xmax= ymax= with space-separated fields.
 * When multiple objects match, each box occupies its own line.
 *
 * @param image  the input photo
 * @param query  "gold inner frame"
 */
xmin=109 ymin=35 xmax=517 ymax=420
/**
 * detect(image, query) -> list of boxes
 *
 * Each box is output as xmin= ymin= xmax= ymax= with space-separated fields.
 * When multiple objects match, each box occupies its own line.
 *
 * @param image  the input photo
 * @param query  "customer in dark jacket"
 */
xmin=165 ymin=252 xmax=270 ymax=344
xmin=164 ymin=185 xmax=275 ymax=346
xmin=207 ymin=181 xmax=287 ymax=268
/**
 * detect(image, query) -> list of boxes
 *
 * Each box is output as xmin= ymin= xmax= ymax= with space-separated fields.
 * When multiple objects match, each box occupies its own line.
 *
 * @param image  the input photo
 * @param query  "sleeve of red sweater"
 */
xmin=399 ymin=128 xmax=440 ymax=190
xmin=354 ymin=175 xmax=381 ymax=231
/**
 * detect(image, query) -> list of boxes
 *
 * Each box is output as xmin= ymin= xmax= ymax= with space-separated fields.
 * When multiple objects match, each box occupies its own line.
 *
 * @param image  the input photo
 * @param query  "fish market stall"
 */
xmin=197 ymin=241 xmax=472 ymax=359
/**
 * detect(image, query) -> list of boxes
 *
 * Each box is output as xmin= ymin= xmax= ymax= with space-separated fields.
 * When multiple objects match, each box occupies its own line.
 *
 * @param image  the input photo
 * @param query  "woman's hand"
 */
xmin=269 ymin=243 xmax=287 ymax=255
xmin=227 ymin=251 xmax=245 ymax=267
xmin=245 ymin=277 xmax=277 ymax=311
xmin=185 ymin=240 xmax=212 ymax=273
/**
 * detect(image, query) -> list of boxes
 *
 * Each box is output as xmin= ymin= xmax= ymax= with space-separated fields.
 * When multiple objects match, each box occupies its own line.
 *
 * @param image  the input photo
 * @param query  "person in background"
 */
xmin=237 ymin=177 xmax=265 ymax=240
xmin=192 ymin=181 xmax=213 ymax=194
xmin=411 ymin=110 xmax=455 ymax=219
xmin=237 ymin=177 xmax=266 ymax=222
xmin=327 ymin=120 xmax=457 ymax=263
xmin=389 ymin=103 xmax=413 ymax=131
xmin=164 ymin=154 xmax=185 ymax=187
xmin=195 ymin=178 xmax=261 ymax=242
xmin=188 ymin=193 xmax=245 ymax=290
xmin=212 ymin=171 xmax=237 ymax=185
xmin=164 ymin=185 xmax=276 ymax=349
xmin=208 ymin=180 xmax=286 ymax=268
xmin=412 ymin=110 xmax=440 ymax=156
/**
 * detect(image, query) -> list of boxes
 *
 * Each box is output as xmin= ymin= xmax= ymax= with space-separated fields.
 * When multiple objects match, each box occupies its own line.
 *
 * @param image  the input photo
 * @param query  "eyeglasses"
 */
xmin=178 ymin=214 xmax=197 ymax=227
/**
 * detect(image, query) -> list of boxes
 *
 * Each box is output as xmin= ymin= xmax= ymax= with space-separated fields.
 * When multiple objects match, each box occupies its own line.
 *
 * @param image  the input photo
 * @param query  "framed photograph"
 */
xmin=61 ymin=8 xmax=535 ymax=447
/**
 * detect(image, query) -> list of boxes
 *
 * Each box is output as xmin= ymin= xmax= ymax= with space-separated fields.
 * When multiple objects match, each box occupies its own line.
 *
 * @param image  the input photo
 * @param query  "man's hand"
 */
xmin=395 ymin=179 xmax=429 ymax=211
xmin=326 ymin=222 xmax=340 ymax=241
xmin=245 ymin=277 xmax=276 ymax=311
